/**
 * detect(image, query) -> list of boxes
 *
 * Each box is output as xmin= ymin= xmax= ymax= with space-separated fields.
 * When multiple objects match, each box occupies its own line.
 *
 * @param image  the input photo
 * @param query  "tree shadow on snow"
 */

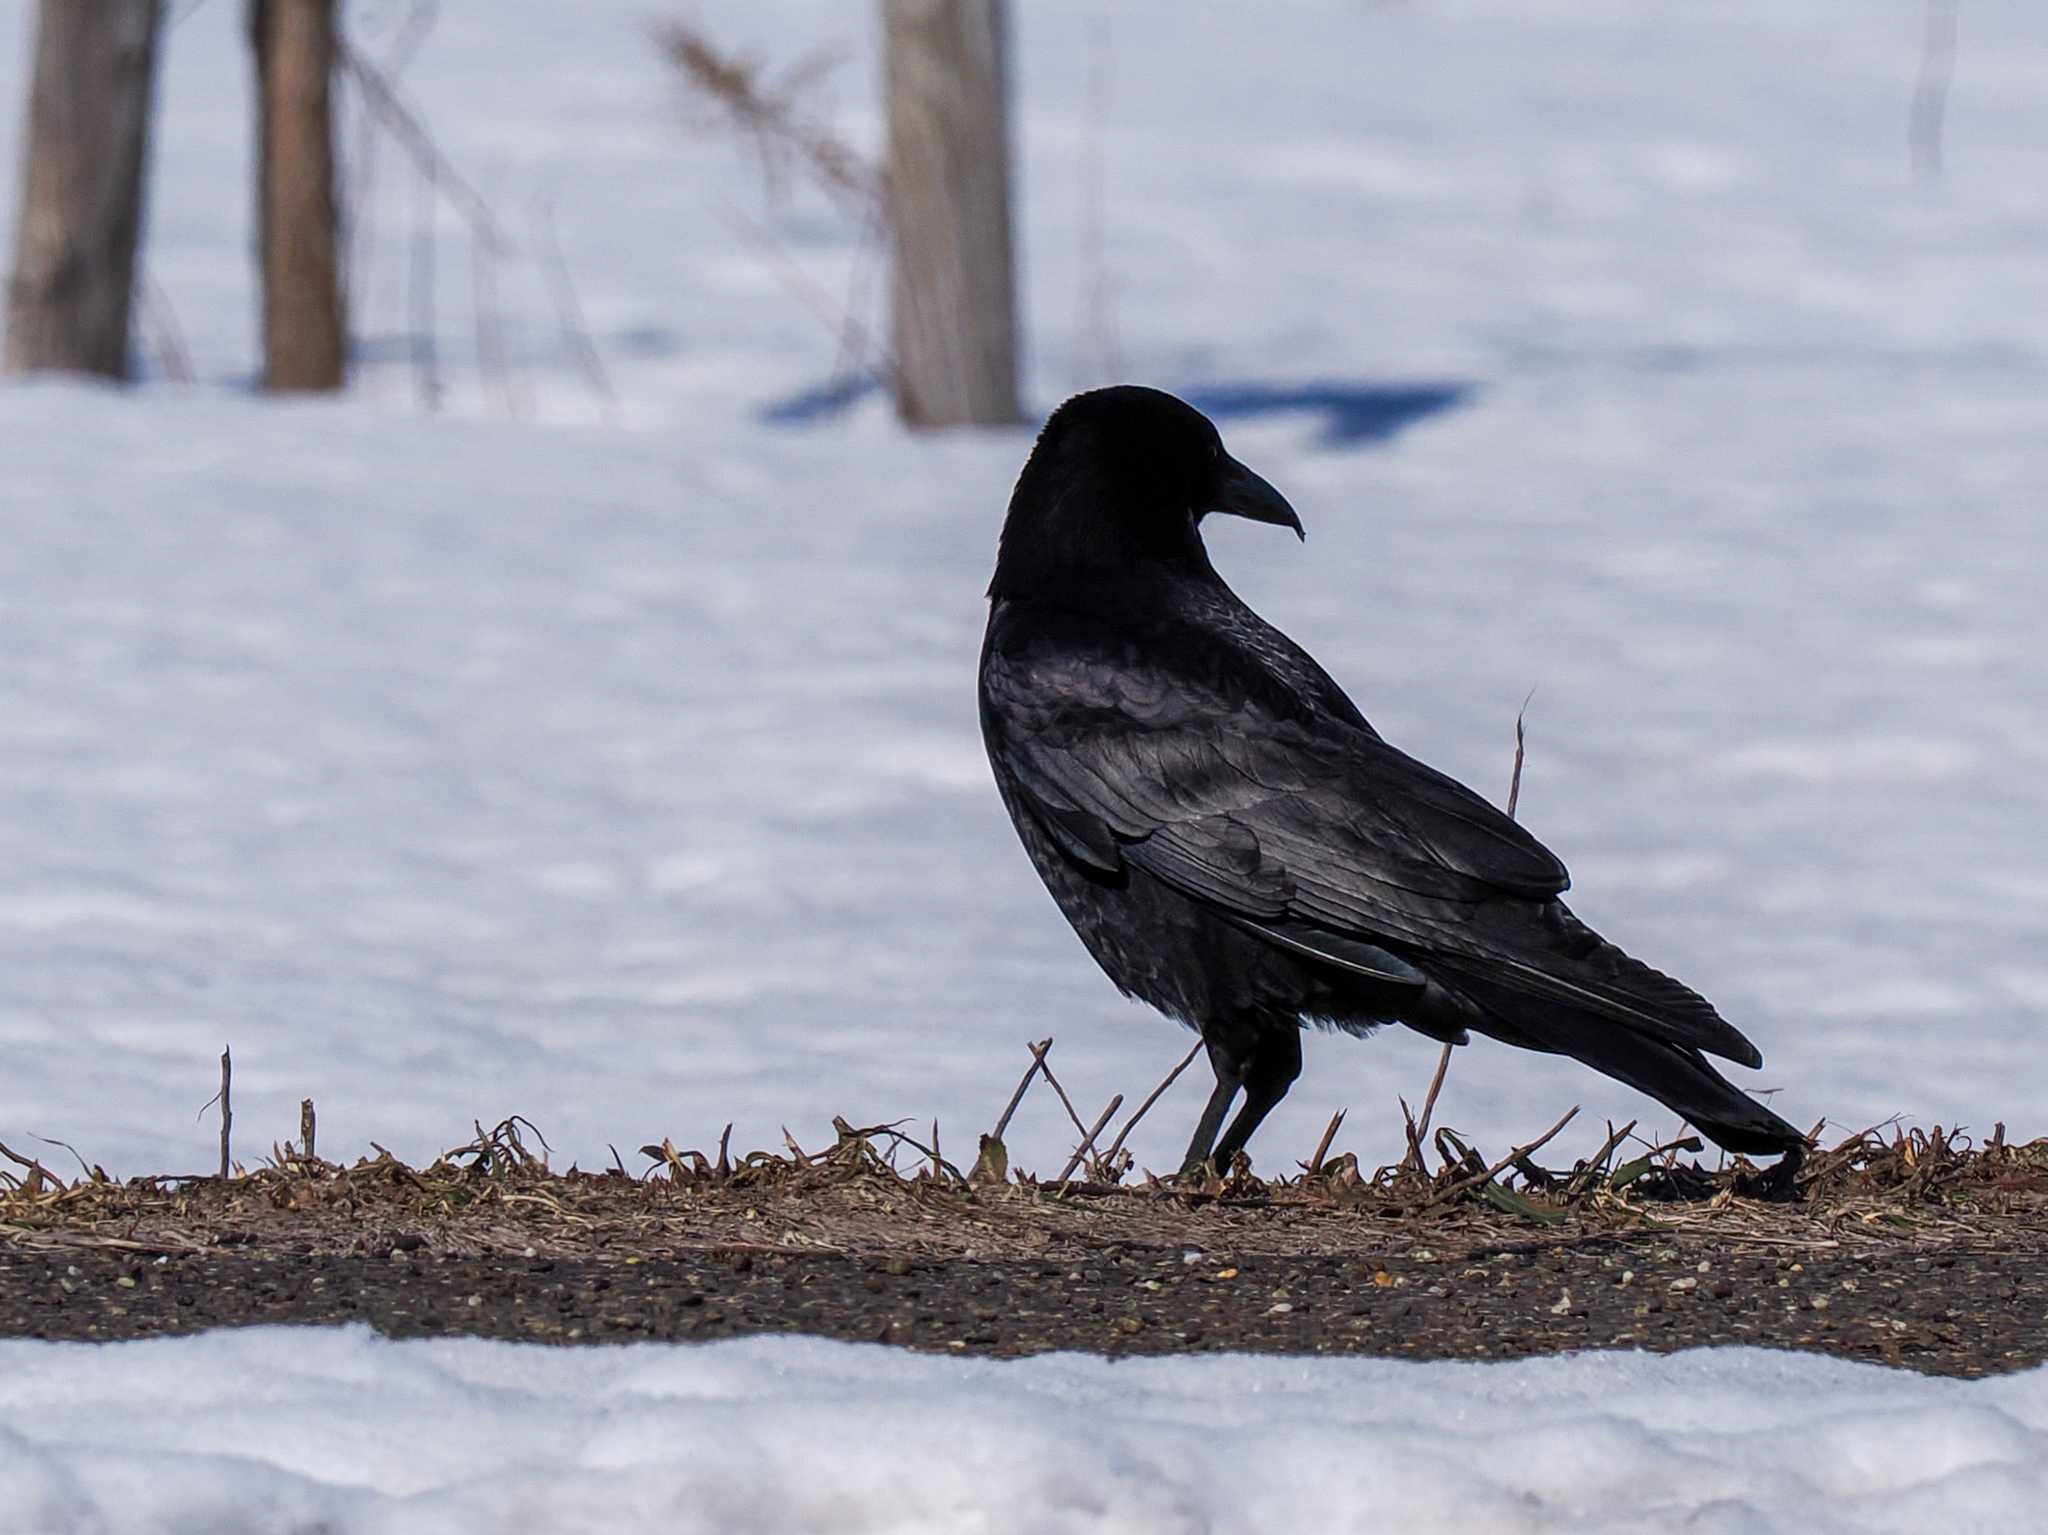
xmin=1182 ymin=380 xmax=1472 ymax=448
xmin=760 ymin=371 xmax=886 ymax=425
xmin=759 ymin=374 xmax=1473 ymax=447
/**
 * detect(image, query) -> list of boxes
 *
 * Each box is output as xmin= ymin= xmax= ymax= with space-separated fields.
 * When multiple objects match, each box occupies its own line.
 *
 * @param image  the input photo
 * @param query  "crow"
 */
xmin=978 ymin=385 xmax=1804 ymax=1177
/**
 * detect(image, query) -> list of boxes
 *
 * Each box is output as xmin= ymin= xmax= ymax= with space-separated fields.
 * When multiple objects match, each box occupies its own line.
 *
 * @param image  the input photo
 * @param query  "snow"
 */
xmin=2 ymin=5 xmax=2046 ymax=1187
xmin=5 ymin=2 xmax=2048 ymax=1526
xmin=0 ymin=1326 xmax=2043 ymax=1534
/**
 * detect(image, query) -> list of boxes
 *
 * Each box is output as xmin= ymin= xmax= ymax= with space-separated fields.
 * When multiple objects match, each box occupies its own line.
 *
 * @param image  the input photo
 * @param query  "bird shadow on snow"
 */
xmin=759 ymin=374 xmax=1474 ymax=446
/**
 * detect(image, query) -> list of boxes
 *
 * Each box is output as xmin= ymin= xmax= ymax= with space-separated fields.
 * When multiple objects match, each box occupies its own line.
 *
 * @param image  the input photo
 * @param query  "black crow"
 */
xmin=978 ymin=385 xmax=1804 ymax=1176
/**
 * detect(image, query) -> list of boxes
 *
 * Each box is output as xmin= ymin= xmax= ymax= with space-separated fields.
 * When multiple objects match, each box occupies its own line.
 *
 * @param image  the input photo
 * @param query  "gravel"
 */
xmin=6 ymin=1239 xmax=2042 ymax=1376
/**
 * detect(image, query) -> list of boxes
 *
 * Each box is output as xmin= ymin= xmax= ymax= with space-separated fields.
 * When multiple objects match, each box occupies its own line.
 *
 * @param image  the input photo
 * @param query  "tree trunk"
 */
xmin=881 ymin=0 xmax=1021 ymax=427
xmin=3 ymin=0 xmax=163 ymax=380
xmin=250 ymin=0 xmax=345 ymax=390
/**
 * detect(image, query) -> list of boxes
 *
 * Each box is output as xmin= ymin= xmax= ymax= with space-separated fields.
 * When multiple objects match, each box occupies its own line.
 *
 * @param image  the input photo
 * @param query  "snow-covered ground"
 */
xmin=5 ymin=0 xmax=2043 ymax=1183
xmin=0 ymin=1326 xmax=2045 ymax=1535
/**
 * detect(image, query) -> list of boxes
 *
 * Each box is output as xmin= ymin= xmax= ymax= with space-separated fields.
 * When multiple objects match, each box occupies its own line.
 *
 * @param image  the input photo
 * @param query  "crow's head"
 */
xmin=989 ymin=386 xmax=1301 ymax=600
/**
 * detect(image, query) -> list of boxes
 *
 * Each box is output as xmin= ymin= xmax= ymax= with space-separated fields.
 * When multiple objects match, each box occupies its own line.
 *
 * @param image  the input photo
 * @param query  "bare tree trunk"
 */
xmin=881 ymin=0 xmax=1021 ymax=427
xmin=4 ymin=0 xmax=163 ymax=379
xmin=250 ymin=0 xmax=345 ymax=390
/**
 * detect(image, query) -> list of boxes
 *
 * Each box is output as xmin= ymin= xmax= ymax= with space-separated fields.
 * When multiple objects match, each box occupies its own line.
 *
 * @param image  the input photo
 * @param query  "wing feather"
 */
xmin=982 ymin=624 xmax=1757 ymax=1065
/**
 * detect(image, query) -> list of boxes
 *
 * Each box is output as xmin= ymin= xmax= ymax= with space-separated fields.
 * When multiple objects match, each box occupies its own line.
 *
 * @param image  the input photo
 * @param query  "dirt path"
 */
xmin=8 ymin=1123 xmax=2046 ymax=1373
xmin=8 ymin=1236 xmax=2043 ymax=1376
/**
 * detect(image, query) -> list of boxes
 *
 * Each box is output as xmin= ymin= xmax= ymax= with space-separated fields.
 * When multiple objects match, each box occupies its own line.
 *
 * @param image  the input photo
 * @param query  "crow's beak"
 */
xmin=1210 ymin=458 xmax=1305 ymax=541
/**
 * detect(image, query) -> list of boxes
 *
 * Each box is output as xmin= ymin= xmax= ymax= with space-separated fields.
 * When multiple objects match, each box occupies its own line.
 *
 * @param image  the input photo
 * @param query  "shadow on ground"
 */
xmin=760 ymin=375 xmax=1475 ymax=446
xmin=1184 ymin=380 xmax=1472 ymax=447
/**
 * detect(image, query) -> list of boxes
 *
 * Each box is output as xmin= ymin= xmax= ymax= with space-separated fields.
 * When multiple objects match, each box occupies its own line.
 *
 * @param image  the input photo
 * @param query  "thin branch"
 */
xmin=704 ymin=190 xmax=894 ymax=388
xmin=829 ymin=198 xmax=889 ymax=386
xmin=410 ymin=152 xmax=440 ymax=412
xmin=529 ymin=187 xmax=616 ymax=407
xmin=0 ymin=1141 xmax=63 ymax=1194
xmin=337 ymin=37 xmax=511 ymax=254
xmin=852 ymin=1123 xmax=970 ymax=1189
xmin=1401 ymin=1042 xmax=1456 ymax=1174
xmin=341 ymin=0 xmax=439 ymax=306
xmin=1507 ymin=686 xmax=1535 ymax=819
xmin=217 ymin=1046 xmax=233 ymax=1180
xmin=1036 ymin=1053 xmax=1096 ymax=1145
xmin=1055 ymin=1095 xmax=1123 ymax=1187
xmin=990 ymin=1038 xmax=1053 ymax=1144
xmin=1305 ymin=1108 xmax=1345 ymax=1175
xmin=1416 ymin=1043 xmax=1454 ymax=1144
xmin=1421 ymin=1106 xmax=1580 ymax=1210
xmin=654 ymin=23 xmax=877 ymax=214
xmin=470 ymin=166 xmax=520 ymax=418
xmin=1557 ymin=1117 xmax=1639 ymax=1200
xmin=30 ymin=1133 xmax=95 ymax=1181
xmin=1909 ymin=0 xmax=1960 ymax=186
xmin=1072 ymin=15 xmax=1121 ymax=388
xmin=1097 ymin=1039 xmax=1204 ymax=1172
xmin=138 ymin=278 xmax=194 ymax=384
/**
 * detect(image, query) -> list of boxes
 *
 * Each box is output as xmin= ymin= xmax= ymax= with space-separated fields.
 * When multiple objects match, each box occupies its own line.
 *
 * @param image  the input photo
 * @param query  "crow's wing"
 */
xmin=983 ymin=630 xmax=1760 ymax=1066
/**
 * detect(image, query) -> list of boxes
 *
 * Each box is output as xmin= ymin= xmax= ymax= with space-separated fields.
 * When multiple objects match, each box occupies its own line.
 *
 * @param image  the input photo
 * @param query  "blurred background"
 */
xmin=2 ymin=1 xmax=2044 ymax=1180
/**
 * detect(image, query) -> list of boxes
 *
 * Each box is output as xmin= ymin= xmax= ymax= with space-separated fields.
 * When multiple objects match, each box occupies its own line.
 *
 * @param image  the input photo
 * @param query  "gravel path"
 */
xmin=7 ymin=1238 xmax=2042 ymax=1376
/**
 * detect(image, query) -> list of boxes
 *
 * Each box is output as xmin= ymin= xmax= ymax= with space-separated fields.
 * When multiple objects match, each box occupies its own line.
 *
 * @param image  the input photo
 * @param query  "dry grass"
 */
xmin=5 ymin=1107 xmax=2045 ymax=1267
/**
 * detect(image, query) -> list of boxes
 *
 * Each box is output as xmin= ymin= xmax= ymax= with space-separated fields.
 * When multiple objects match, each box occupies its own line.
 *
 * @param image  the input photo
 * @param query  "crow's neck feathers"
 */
xmin=988 ymin=449 xmax=1214 ymax=605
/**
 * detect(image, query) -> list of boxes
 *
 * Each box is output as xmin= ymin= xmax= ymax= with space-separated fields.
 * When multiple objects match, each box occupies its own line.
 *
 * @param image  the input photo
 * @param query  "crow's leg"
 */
xmin=1211 ymin=1027 xmax=1303 ymax=1170
xmin=1178 ymin=1035 xmax=1250 ymax=1177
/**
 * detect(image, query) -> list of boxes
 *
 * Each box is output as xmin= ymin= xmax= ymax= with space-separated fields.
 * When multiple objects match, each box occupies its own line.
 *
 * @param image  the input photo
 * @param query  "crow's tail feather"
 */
xmin=1444 ymin=973 xmax=1804 ymax=1156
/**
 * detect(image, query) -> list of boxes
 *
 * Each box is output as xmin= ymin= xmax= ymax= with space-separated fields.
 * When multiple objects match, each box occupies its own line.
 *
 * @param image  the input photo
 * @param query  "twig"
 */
xmin=1421 ymin=1105 xmax=1579 ymax=1211
xmin=1401 ymin=1042 xmax=1455 ymax=1173
xmin=410 ymin=154 xmax=440 ymax=411
xmin=704 ymin=190 xmax=894 ymax=389
xmin=1909 ymin=0 xmax=1959 ymax=186
xmin=138 ymin=278 xmax=194 ymax=384
xmin=529 ymin=187 xmax=616 ymax=408
xmin=26 ymin=1133 xmax=94 ymax=1182
xmin=858 ymin=1124 xmax=970 ymax=1189
xmin=340 ymin=0 xmax=439 ymax=306
xmin=716 ymin=1123 xmax=733 ymax=1180
xmin=299 ymin=1098 xmax=317 ymax=1161
xmin=1434 ymin=1126 xmax=1486 ymax=1180
xmin=1055 ymin=1095 xmax=1123 ymax=1187
xmin=1416 ymin=1043 xmax=1454 ymax=1145
xmin=1305 ymin=1108 xmax=1346 ymax=1175
xmin=1072 ymin=15 xmax=1121 ymax=388
xmin=829 ymin=199 xmax=889 ymax=387
xmin=1565 ymin=1117 xmax=1636 ymax=1197
xmin=659 ymin=25 xmax=894 ymax=397
xmin=218 ymin=1047 xmax=233 ymax=1180
xmin=1097 ymin=1040 xmax=1204 ymax=1172
xmin=828 ymin=1115 xmax=970 ymax=1187
xmin=470 ymin=165 xmax=520 ymax=418
xmin=1035 ymin=1054 xmax=1096 ymax=1145
xmin=990 ymin=1038 xmax=1053 ymax=1144
xmin=1507 ymin=687 xmax=1535 ymax=819
xmin=655 ymin=24 xmax=877 ymax=213
xmin=0 ymin=1141 xmax=63 ymax=1194
xmin=337 ymin=37 xmax=511 ymax=254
